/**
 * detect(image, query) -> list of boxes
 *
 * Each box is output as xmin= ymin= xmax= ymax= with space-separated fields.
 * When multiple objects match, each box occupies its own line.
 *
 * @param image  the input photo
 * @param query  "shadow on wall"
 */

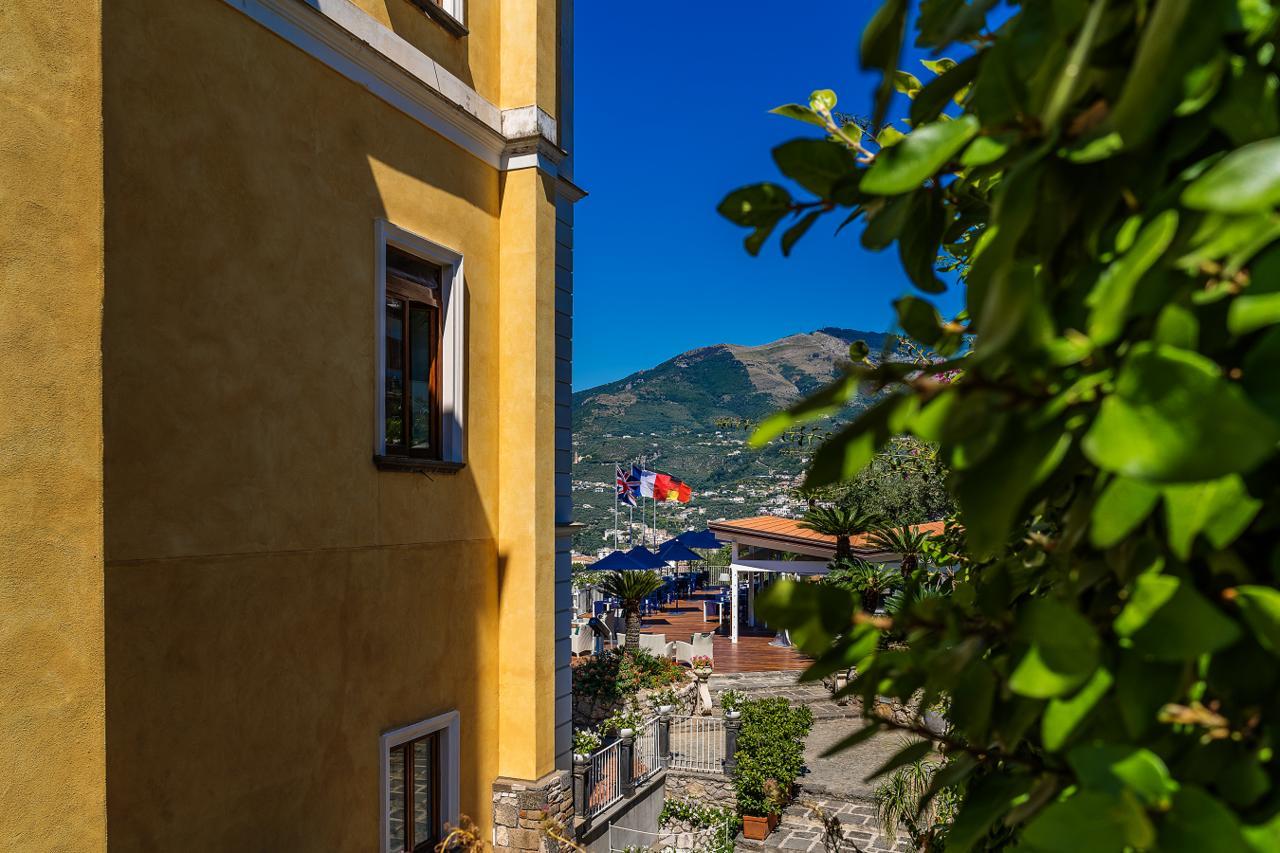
xmin=101 ymin=0 xmax=501 ymax=849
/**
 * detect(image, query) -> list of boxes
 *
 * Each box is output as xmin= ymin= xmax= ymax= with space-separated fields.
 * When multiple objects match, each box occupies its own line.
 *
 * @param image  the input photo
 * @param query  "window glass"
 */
xmin=388 ymin=746 xmax=406 ymax=852
xmin=385 ymin=298 xmax=405 ymax=448
xmin=412 ymin=737 xmax=437 ymax=847
xmin=408 ymin=305 xmax=435 ymax=451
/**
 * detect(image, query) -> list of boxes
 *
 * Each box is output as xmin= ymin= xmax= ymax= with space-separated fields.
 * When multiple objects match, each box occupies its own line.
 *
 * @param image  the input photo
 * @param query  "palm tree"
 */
xmin=798 ymin=505 xmax=879 ymax=559
xmin=824 ymin=557 xmax=897 ymax=613
xmin=598 ymin=570 xmax=664 ymax=651
xmin=867 ymin=525 xmax=936 ymax=582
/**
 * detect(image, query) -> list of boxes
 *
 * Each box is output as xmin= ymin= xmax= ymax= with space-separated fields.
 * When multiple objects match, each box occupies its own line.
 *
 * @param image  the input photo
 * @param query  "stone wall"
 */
xmin=662 ymin=771 xmax=736 ymax=811
xmin=574 ymin=676 xmax=698 ymax=729
xmin=491 ymin=770 xmax=575 ymax=853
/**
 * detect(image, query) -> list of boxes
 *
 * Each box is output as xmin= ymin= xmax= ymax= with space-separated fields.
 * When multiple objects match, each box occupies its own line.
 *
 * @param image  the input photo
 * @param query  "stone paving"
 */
xmin=707 ymin=672 xmax=915 ymax=852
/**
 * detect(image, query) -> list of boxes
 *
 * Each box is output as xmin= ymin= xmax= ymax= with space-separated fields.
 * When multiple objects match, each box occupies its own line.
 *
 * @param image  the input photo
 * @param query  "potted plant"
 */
xmin=720 ymin=688 xmax=743 ymax=718
xmin=572 ymin=728 xmax=601 ymax=762
xmin=691 ymin=655 xmax=713 ymax=678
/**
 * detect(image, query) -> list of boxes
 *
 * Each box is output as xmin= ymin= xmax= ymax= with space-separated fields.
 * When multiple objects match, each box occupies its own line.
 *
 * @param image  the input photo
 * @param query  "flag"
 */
xmin=615 ymin=465 xmax=639 ymax=506
xmin=665 ymin=478 xmax=682 ymax=502
xmin=677 ymin=481 xmax=692 ymax=503
xmin=653 ymin=473 xmax=674 ymax=501
xmin=637 ymin=467 xmax=658 ymax=499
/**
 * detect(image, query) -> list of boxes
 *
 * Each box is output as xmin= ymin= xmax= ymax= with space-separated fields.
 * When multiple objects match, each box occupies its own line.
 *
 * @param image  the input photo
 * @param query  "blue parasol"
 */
xmin=656 ymin=538 xmax=704 ymax=563
xmin=590 ymin=550 xmax=646 ymax=571
xmin=676 ymin=529 xmax=725 ymax=550
xmin=624 ymin=546 xmax=668 ymax=570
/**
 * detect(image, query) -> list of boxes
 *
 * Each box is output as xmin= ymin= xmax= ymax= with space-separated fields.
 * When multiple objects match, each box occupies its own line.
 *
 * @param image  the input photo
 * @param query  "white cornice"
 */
xmin=221 ymin=0 xmax=578 ymax=189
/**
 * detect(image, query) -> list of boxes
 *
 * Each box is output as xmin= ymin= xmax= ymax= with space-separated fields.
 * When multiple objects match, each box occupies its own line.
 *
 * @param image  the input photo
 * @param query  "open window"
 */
xmin=375 ymin=222 xmax=465 ymax=470
xmin=381 ymin=711 xmax=460 ymax=853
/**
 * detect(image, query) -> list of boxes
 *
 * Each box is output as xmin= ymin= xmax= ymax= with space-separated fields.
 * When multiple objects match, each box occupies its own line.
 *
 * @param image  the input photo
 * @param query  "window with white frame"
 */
xmin=375 ymin=221 xmax=465 ymax=467
xmin=381 ymin=711 xmax=460 ymax=853
xmin=412 ymin=0 xmax=465 ymax=33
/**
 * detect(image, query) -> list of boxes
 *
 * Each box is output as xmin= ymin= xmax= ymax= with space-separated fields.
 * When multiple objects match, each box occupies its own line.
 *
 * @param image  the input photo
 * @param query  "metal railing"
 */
xmin=584 ymin=739 xmax=625 ymax=820
xmin=667 ymin=714 xmax=725 ymax=775
xmin=632 ymin=716 xmax=662 ymax=785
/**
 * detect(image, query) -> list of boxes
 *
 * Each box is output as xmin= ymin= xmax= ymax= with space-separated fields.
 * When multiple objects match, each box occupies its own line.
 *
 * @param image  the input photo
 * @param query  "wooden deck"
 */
xmin=637 ymin=588 xmax=811 ymax=674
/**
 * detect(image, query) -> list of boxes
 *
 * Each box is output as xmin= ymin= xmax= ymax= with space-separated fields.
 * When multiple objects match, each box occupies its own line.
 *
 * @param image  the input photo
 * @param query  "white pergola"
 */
xmin=727 ymin=542 xmax=831 ymax=643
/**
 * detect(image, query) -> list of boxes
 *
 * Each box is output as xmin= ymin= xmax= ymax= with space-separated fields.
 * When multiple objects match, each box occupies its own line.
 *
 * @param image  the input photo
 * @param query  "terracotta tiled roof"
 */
xmin=708 ymin=515 xmax=946 ymax=555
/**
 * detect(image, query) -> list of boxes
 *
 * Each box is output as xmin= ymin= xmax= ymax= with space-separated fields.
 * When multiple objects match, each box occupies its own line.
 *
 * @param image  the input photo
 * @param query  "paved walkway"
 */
xmin=706 ymin=672 xmax=914 ymax=852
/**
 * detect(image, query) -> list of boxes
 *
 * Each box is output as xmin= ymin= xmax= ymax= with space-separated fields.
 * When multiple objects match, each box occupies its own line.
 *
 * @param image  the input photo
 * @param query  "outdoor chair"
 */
xmin=570 ymin=626 xmax=595 ymax=657
xmin=673 ymin=631 xmax=715 ymax=665
xmin=638 ymin=633 xmax=674 ymax=658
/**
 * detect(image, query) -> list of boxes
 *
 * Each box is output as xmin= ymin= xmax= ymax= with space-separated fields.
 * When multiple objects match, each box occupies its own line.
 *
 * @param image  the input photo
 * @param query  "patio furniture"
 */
xmin=673 ymin=631 xmax=715 ymax=665
xmin=702 ymin=599 xmax=722 ymax=624
xmin=638 ymin=633 xmax=673 ymax=658
xmin=570 ymin=626 xmax=595 ymax=657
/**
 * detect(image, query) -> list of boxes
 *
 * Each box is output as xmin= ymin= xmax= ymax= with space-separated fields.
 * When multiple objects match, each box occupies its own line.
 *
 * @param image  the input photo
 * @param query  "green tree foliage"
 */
xmin=722 ymin=1 xmax=1280 ymax=848
xmin=797 ymin=504 xmax=880 ymax=558
xmin=732 ymin=698 xmax=815 ymax=818
xmin=598 ymin=570 xmax=664 ymax=650
xmin=823 ymin=556 xmax=898 ymax=612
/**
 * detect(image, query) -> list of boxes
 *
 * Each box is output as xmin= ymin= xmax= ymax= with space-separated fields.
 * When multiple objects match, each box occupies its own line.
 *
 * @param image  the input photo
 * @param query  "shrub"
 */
xmin=571 ymin=728 xmax=601 ymax=757
xmin=732 ymin=698 xmax=814 ymax=817
xmin=572 ymin=647 xmax=685 ymax=708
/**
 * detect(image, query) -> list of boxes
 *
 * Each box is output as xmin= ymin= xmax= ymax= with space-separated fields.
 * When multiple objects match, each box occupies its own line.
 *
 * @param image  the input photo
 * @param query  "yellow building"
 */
xmin=0 ymin=0 xmax=580 ymax=849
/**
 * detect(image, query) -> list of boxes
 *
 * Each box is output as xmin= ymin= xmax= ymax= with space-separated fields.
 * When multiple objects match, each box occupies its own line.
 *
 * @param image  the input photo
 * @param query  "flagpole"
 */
xmin=614 ymin=462 xmax=619 ymax=551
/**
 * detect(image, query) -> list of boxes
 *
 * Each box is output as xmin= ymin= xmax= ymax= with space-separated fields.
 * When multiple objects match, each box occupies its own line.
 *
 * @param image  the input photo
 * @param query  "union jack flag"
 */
xmin=615 ymin=465 xmax=639 ymax=506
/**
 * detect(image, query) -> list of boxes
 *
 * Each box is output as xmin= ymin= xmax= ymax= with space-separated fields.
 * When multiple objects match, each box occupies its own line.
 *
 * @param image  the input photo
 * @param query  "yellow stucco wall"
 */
xmin=349 ymin=0 xmax=501 ymax=106
xmin=0 ymin=1 xmax=108 ymax=850
xmin=96 ymin=0 xmax=561 ymax=847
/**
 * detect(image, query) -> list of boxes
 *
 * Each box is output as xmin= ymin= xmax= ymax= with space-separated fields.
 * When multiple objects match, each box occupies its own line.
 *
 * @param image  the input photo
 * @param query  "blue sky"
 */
xmin=571 ymin=2 xmax=966 ymax=389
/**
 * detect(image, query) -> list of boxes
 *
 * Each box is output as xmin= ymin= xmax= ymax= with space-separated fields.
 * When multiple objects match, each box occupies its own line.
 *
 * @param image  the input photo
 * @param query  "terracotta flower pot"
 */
xmin=742 ymin=814 xmax=771 ymax=841
xmin=767 ymin=812 xmax=780 ymax=831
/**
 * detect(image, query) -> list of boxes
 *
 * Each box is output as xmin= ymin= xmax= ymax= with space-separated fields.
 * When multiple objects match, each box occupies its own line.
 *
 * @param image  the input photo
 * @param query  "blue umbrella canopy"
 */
xmin=591 ymin=550 xmax=646 ymax=571
xmin=657 ymin=538 xmax=703 ymax=563
xmin=676 ymin=529 xmax=724 ymax=550
xmin=624 ymin=546 xmax=668 ymax=570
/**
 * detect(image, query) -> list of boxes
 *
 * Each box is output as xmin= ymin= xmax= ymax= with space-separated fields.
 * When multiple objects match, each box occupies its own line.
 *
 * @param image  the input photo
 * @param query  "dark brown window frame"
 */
xmin=383 ymin=257 xmax=442 ymax=462
xmin=389 ymin=731 xmax=443 ymax=853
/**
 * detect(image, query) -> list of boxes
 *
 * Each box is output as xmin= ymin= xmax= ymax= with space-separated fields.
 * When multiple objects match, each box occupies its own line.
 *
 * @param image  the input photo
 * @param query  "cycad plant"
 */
xmin=866 ymin=525 xmax=936 ymax=583
xmin=798 ymin=505 xmax=878 ymax=559
xmin=825 ymin=557 xmax=897 ymax=613
xmin=598 ymin=570 xmax=664 ymax=651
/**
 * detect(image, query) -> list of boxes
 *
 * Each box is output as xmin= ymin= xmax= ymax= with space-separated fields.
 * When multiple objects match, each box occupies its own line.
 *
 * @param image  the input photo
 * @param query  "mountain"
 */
xmin=570 ymin=328 xmax=892 ymax=553
xmin=572 ymin=327 xmax=894 ymax=436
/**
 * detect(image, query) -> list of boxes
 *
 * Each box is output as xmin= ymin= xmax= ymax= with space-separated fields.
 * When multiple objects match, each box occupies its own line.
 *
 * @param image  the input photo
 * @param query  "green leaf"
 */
xmin=1091 ymin=477 xmax=1161 ymax=549
xmin=1183 ymin=137 xmax=1280 ymax=213
xmin=809 ymin=88 xmax=837 ymax=112
xmin=1068 ymin=743 xmax=1177 ymax=807
xmin=863 ymin=738 xmax=932 ymax=782
xmin=1235 ymin=585 xmax=1280 ymax=655
xmin=946 ymin=773 xmax=1035 ymax=853
xmin=1162 ymin=475 xmax=1261 ymax=559
xmin=861 ymin=192 xmax=915 ymax=250
xmin=1116 ymin=652 xmax=1181 ymax=739
xmin=718 ymin=183 xmax=793 ymax=226
xmin=952 ymin=420 xmax=1071 ymax=558
xmin=1114 ymin=574 xmax=1241 ymax=660
xmin=860 ymin=0 xmax=908 ymax=130
xmin=750 ymin=373 xmax=859 ymax=446
xmin=755 ymin=580 xmax=855 ymax=657
xmin=911 ymin=54 xmax=980 ymax=127
xmin=862 ymin=115 xmax=980 ymax=196
xmin=1042 ymin=667 xmax=1113 ymax=751
xmin=1021 ymin=790 xmax=1156 ymax=852
xmin=898 ymin=190 xmax=948 ymax=293
xmin=1243 ymin=327 xmax=1280 ymax=421
xmin=772 ymin=139 xmax=859 ymax=198
xmin=920 ymin=58 xmax=957 ymax=76
xmin=769 ymin=103 xmax=827 ymax=128
xmin=804 ymin=394 xmax=918 ymax=489
xmin=1086 ymin=210 xmax=1179 ymax=346
xmin=1082 ymin=343 xmax=1280 ymax=483
xmin=892 ymin=70 xmax=922 ymax=98
xmin=781 ymin=211 xmax=822 ymax=257
xmin=1108 ymin=0 xmax=1225 ymax=148
xmin=1159 ymin=787 xmax=1249 ymax=853
xmin=894 ymin=296 xmax=944 ymax=346
xmin=961 ymin=134 xmax=1011 ymax=167
xmin=1229 ymin=246 xmax=1280 ymax=334
xmin=948 ymin=661 xmax=996 ymax=742
xmin=1009 ymin=599 xmax=1101 ymax=700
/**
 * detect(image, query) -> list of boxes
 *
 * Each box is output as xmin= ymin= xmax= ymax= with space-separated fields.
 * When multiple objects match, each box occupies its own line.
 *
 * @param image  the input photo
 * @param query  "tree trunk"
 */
xmin=625 ymin=606 xmax=641 ymax=651
xmin=836 ymin=536 xmax=851 ymax=559
xmin=900 ymin=554 xmax=917 ymax=583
